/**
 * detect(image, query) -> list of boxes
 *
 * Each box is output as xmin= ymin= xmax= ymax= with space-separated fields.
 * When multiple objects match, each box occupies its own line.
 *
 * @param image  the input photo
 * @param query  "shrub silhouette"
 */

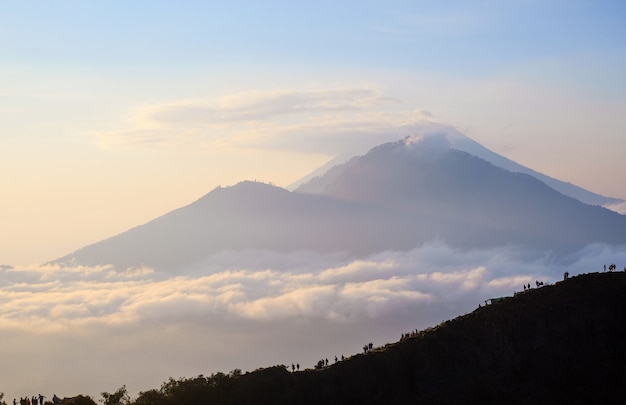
xmin=100 ymin=386 xmax=129 ymax=405
xmin=57 ymin=396 xmax=96 ymax=405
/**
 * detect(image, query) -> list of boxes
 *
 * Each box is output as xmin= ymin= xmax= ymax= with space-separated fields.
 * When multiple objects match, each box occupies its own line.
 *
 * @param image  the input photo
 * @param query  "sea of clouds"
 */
xmin=1 ymin=242 xmax=624 ymax=401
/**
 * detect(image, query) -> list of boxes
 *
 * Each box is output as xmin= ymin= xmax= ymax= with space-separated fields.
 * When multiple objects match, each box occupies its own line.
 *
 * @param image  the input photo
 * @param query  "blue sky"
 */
xmin=1 ymin=1 xmax=626 ymax=264
xmin=3 ymin=1 xmax=624 ymax=71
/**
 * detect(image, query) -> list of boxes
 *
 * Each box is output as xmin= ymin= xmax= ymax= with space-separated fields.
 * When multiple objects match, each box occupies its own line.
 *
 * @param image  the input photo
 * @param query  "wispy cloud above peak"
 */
xmin=93 ymin=87 xmax=420 ymax=154
xmin=143 ymin=88 xmax=398 ymax=126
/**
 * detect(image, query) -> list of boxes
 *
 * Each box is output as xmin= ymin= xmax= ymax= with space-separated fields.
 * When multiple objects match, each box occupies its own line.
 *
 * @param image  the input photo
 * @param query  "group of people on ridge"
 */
xmin=14 ymin=394 xmax=59 ymax=405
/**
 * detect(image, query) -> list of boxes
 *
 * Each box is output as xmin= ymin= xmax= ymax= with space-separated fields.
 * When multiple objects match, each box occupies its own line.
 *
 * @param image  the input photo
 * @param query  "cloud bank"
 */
xmin=1 ymin=242 xmax=623 ymax=400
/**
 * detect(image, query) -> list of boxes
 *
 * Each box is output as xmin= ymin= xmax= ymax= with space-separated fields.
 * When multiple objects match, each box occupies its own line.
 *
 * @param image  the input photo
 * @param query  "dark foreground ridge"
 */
xmin=64 ymin=272 xmax=626 ymax=405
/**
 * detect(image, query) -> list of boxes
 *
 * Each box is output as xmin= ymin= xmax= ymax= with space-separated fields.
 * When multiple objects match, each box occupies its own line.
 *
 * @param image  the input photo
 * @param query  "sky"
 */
xmin=1 ymin=0 xmax=626 ymax=266
xmin=1 ymin=0 xmax=626 ymax=400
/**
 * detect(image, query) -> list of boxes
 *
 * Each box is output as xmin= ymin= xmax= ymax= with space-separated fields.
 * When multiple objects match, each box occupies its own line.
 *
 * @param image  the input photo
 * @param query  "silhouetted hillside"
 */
xmin=126 ymin=271 xmax=626 ymax=404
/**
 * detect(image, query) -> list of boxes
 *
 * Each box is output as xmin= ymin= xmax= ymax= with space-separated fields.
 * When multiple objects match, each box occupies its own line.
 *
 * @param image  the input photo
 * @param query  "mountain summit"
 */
xmin=56 ymin=131 xmax=626 ymax=271
xmin=297 ymin=128 xmax=623 ymax=207
xmin=295 ymin=133 xmax=626 ymax=248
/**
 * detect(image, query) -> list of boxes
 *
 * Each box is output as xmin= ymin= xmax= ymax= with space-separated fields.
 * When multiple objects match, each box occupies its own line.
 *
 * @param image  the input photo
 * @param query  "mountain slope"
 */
xmin=426 ymin=127 xmax=622 ymax=206
xmin=128 ymin=271 xmax=626 ymax=404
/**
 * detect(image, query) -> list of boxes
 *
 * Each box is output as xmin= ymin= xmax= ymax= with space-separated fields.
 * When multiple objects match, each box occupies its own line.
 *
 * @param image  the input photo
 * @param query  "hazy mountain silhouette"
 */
xmin=56 ymin=181 xmax=384 ymax=270
xmin=294 ymin=127 xmax=624 ymax=207
xmin=296 ymin=134 xmax=626 ymax=250
xmin=56 ymin=133 xmax=626 ymax=271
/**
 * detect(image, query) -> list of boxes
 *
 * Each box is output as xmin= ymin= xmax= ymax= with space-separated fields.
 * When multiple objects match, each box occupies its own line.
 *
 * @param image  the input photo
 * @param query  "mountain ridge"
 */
xmin=54 ymin=133 xmax=626 ymax=271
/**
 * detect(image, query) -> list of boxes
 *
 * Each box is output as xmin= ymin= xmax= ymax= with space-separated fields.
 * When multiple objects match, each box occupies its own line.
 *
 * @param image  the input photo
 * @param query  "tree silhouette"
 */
xmin=100 ymin=386 xmax=129 ymax=405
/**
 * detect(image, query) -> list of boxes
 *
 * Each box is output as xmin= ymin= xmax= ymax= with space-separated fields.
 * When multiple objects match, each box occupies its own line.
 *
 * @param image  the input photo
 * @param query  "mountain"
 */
xmin=296 ymin=135 xmax=626 ymax=248
xmin=56 ymin=133 xmax=626 ymax=271
xmin=123 ymin=271 xmax=626 ymax=404
xmin=293 ymin=126 xmax=624 ymax=208
xmin=56 ymin=181 xmax=381 ymax=270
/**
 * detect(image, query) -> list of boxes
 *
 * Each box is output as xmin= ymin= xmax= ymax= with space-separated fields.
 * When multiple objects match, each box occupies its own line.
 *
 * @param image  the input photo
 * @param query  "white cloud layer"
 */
xmin=1 ymin=242 xmax=624 ymax=400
